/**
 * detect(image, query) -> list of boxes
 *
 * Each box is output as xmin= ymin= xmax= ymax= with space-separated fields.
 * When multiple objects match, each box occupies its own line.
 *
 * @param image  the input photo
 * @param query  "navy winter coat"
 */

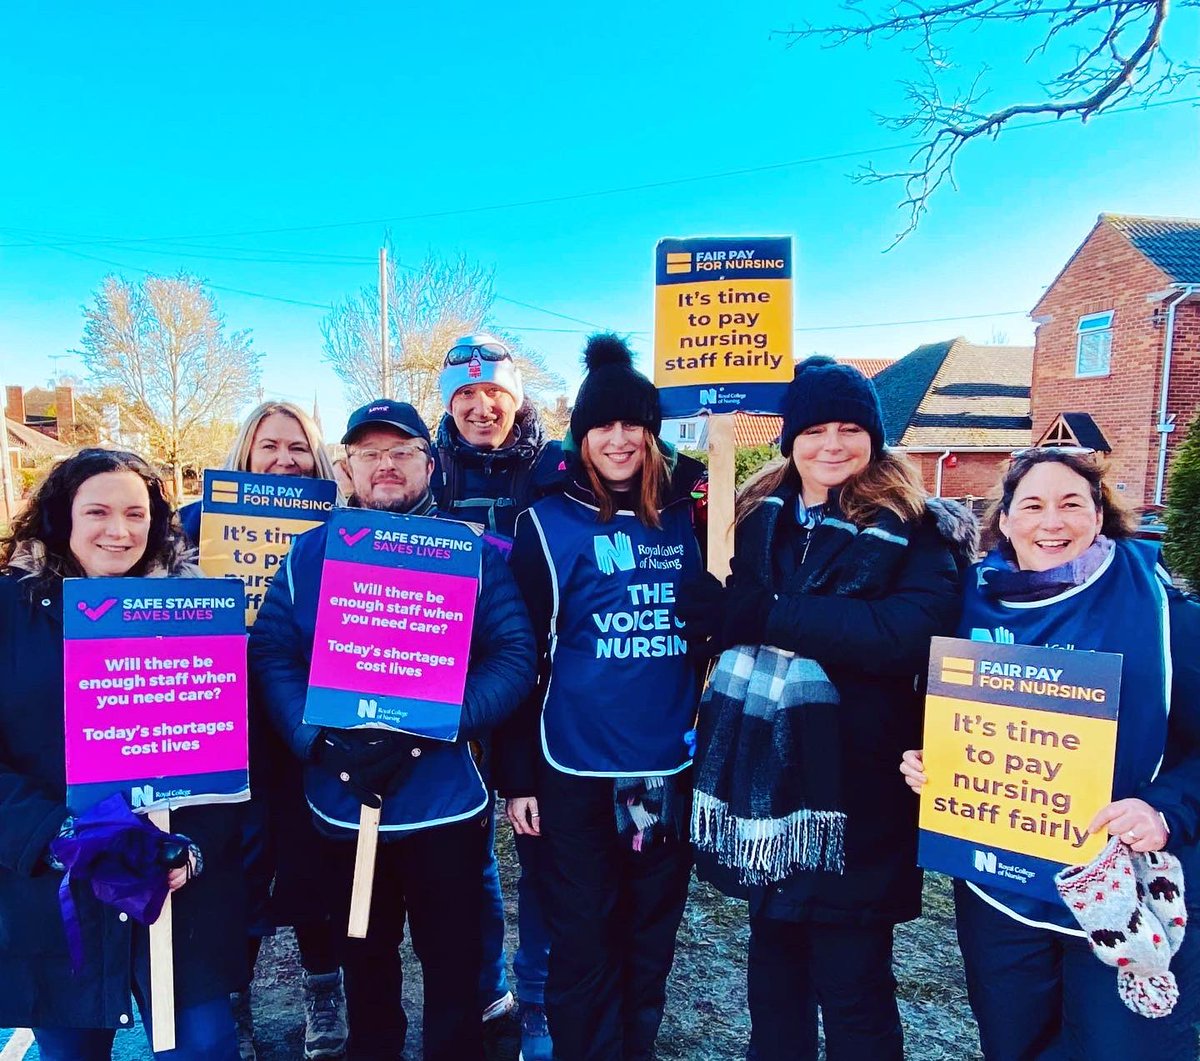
xmin=731 ymin=496 xmax=971 ymax=926
xmin=248 ymin=512 xmax=535 ymax=836
xmin=0 ymin=570 xmax=244 ymax=1029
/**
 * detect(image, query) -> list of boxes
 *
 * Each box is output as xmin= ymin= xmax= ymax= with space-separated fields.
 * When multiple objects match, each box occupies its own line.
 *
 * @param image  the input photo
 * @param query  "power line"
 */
xmin=36 ymin=234 xmax=1036 ymax=339
xmin=49 ymin=245 xmax=337 ymax=311
xmin=0 ymin=226 xmax=376 ymax=264
xmin=3 ymin=94 xmax=1194 ymax=252
xmin=795 ymin=309 xmax=1029 ymax=332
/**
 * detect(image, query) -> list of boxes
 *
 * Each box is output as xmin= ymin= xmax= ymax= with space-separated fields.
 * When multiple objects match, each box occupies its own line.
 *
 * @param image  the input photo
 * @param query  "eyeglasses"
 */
xmin=348 ymin=444 xmax=429 ymax=466
xmin=444 ymin=342 xmax=512 ymax=367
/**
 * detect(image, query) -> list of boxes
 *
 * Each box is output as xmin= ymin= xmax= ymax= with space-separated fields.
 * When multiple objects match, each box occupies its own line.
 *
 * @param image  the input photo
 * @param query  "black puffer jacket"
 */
xmin=0 ymin=563 xmax=244 ymax=1029
xmin=433 ymin=403 xmax=563 ymax=538
xmin=728 ymin=492 xmax=975 ymax=926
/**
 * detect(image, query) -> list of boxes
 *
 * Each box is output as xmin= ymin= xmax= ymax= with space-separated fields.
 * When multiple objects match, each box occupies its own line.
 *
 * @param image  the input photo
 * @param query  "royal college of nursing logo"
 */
xmin=970 ymin=626 xmax=1015 ymax=644
xmin=592 ymin=532 xmax=636 ymax=575
xmin=973 ymin=850 xmax=998 ymax=874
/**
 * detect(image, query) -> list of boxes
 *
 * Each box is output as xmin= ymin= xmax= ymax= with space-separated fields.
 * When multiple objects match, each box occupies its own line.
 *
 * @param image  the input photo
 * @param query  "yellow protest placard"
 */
xmin=919 ymin=636 xmax=1121 ymax=900
xmin=654 ymin=237 xmax=792 ymax=417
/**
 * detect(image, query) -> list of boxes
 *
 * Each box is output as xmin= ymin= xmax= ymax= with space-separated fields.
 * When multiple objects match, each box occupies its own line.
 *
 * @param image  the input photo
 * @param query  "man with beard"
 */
xmin=249 ymin=399 xmax=535 ymax=1061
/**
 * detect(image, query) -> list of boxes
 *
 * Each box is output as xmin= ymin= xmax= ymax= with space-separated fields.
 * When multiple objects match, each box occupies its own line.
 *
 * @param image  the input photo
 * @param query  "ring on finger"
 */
xmin=1125 ymin=830 xmax=1139 ymax=842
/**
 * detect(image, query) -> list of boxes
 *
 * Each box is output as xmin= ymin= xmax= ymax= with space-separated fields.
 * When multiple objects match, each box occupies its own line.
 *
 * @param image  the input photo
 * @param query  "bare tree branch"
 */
xmin=782 ymin=0 xmax=1197 ymax=243
xmin=322 ymin=245 xmax=565 ymax=429
xmin=75 ymin=274 xmax=262 ymax=497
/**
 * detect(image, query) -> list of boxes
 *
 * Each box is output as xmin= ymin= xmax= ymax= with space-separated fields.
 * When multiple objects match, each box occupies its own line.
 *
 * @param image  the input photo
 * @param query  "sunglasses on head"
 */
xmin=444 ymin=342 xmax=512 ymax=367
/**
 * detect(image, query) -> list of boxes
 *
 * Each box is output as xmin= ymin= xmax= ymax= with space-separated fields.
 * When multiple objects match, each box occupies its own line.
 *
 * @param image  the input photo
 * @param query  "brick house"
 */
xmin=1030 ymin=214 xmax=1200 ymax=507
xmin=873 ymin=338 xmax=1033 ymax=500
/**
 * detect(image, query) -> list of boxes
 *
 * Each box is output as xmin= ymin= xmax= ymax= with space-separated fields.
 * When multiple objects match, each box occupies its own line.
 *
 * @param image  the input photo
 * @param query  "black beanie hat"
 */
xmin=569 ymin=334 xmax=661 ymax=446
xmin=780 ymin=355 xmax=886 ymax=457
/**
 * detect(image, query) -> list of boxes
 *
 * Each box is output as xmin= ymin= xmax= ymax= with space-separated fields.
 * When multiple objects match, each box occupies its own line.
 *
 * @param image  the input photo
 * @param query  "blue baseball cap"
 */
xmin=341 ymin=399 xmax=432 ymax=445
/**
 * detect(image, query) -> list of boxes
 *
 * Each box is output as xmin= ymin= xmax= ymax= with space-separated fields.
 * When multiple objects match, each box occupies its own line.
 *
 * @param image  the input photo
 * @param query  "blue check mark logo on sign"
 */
xmin=593 ymin=532 xmax=635 ymax=575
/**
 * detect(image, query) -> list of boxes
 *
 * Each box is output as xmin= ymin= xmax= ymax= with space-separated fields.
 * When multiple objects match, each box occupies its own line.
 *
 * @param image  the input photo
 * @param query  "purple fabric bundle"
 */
xmin=48 ymin=793 xmax=188 ymax=970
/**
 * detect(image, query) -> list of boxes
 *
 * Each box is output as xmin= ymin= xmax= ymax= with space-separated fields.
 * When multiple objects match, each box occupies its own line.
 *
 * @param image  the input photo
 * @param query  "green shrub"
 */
xmin=1164 ymin=413 xmax=1200 ymax=587
xmin=681 ymin=444 xmax=780 ymax=488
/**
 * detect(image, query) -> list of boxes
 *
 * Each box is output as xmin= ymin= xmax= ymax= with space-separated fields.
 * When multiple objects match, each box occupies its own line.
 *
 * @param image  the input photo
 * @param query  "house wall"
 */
xmin=1155 ymin=301 xmax=1200 ymax=501
xmin=660 ymin=417 xmax=704 ymax=450
xmin=907 ymin=451 xmax=1011 ymax=501
xmin=1030 ymin=221 xmax=1175 ymax=506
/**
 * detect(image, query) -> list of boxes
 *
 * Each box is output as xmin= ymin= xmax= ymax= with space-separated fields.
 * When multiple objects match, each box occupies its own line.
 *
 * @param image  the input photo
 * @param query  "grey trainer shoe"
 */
xmin=303 ymin=970 xmax=349 ymax=1059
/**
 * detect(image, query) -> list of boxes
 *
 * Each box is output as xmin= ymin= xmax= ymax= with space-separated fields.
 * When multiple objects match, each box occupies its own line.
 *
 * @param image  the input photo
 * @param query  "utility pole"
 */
xmin=0 ymin=375 xmax=16 ymax=526
xmin=379 ymin=247 xmax=390 ymax=399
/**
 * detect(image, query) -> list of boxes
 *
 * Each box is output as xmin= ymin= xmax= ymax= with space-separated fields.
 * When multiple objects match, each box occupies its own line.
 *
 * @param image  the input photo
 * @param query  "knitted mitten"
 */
xmin=1134 ymin=848 xmax=1187 ymax=955
xmin=1055 ymin=838 xmax=1178 ymax=1018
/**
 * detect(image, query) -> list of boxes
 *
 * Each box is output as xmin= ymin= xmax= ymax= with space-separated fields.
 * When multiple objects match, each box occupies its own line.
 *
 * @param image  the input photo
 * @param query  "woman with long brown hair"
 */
xmin=0 ymin=448 xmax=243 ymax=1060
xmin=679 ymin=357 xmax=975 ymax=1061
xmin=496 ymin=334 xmax=706 ymax=1061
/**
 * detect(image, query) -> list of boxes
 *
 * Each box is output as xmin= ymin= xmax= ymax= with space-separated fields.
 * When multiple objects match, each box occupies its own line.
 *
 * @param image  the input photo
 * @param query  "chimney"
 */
xmin=55 ymin=385 xmax=76 ymax=445
xmin=5 ymin=386 xmax=24 ymax=425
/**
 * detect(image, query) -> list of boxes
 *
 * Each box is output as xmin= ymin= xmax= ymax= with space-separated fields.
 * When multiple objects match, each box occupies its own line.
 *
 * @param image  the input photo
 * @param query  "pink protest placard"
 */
xmin=308 ymin=559 xmax=477 ymax=704
xmin=303 ymin=510 xmax=481 ymax=741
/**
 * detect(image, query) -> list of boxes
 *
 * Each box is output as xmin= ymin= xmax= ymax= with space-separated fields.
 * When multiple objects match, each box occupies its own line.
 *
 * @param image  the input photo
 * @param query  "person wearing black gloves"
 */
xmin=0 ymin=449 xmax=243 ymax=1060
xmin=249 ymin=400 xmax=535 ymax=1061
xmin=678 ymin=357 xmax=974 ymax=1061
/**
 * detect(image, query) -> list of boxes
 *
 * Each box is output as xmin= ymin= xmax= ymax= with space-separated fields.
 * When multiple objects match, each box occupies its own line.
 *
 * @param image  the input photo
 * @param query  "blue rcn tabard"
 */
xmin=527 ymin=493 xmax=701 ymax=777
xmin=958 ymin=539 xmax=1172 ymax=931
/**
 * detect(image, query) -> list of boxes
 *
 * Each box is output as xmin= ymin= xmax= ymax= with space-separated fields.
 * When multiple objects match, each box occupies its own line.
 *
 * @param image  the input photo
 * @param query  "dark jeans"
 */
xmin=245 ymin=919 xmax=339 ymax=985
xmin=480 ymin=807 xmax=552 ymax=1007
xmin=33 ymin=995 xmax=238 ymax=1061
xmin=538 ymin=768 xmax=691 ymax=1061
xmin=324 ymin=813 xmax=489 ymax=1061
xmin=746 ymin=916 xmax=903 ymax=1061
xmin=955 ymin=880 xmax=1200 ymax=1060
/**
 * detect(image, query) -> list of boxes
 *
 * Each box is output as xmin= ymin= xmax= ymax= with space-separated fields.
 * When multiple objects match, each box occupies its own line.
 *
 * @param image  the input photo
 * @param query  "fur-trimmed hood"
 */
xmin=925 ymin=497 xmax=980 ymax=574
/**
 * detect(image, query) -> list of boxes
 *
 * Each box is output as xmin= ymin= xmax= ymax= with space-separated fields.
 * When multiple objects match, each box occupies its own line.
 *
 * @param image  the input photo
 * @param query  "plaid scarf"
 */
xmin=691 ymin=489 xmax=915 ymax=888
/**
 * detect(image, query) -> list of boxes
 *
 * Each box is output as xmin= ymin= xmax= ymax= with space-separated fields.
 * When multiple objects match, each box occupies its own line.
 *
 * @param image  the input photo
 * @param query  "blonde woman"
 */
xmin=179 ymin=400 xmax=344 ymax=1061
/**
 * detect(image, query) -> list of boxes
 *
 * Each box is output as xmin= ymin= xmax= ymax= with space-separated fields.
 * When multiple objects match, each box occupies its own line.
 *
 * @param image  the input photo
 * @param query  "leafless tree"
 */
xmin=77 ymin=274 xmax=261 ymax=498
xmin=322 ymin=248 xmax=564 ymax=428
xmin=785 ymin=0 xmax=1197 ymax=242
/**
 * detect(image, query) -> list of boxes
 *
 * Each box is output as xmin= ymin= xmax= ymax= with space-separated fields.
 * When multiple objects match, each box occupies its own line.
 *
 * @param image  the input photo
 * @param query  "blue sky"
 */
xmin=2 ymin=1 xmax=1197 ymax=434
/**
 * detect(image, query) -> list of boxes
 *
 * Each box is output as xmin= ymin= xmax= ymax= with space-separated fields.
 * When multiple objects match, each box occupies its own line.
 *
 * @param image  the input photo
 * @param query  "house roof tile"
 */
xmin=5 ymin=417 xmax=71 ymax=455
xmin=873 ymin=338 xmax=1033 ymax=448
xmin=1105 ymin=214 xmax=1200 ymax=284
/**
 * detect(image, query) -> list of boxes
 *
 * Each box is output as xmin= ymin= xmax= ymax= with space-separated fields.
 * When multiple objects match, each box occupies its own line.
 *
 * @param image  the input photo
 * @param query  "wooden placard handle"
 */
xmin=706 ymin=413 xmax=736 ymax=581
xmin=347 ymin=803 xmax=381 ymax=938
xmin=147 ymin=809 xmax=176 ymax=1053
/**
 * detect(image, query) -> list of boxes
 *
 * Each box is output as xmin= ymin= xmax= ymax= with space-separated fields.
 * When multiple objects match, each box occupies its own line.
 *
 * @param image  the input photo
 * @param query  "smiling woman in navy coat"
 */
xmin=0 ymin=449 xmax=243 ymax=1061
